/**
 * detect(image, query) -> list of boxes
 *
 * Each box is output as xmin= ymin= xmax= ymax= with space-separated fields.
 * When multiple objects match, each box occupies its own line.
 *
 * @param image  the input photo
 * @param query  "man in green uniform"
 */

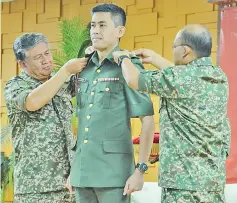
xmin=70 ymin=3 xmax=155 ymax=203
xmin=4 ymin=33 xmax=88 ymax=202
xmin=113 ymin=24 xmax=231 ymax=202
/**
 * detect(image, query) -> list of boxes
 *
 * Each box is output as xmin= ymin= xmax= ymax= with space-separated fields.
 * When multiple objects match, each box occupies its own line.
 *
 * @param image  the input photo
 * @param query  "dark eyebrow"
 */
xmin=91 ymin=21 xmax=107 ymax=24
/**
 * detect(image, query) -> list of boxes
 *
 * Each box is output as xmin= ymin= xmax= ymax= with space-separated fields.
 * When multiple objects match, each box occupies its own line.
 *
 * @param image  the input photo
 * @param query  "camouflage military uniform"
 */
xmin=138 ymin=57 xmax=230 ymax=203
xmin=4 ymin=71 xmax=77 ymax=202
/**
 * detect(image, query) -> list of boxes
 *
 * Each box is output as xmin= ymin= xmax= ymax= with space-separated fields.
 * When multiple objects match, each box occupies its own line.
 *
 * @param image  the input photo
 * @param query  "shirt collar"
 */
xmin=188 ymin=57 xmax=213 ymax=66
xmin=90 ymin=45 xmax=121 ymax=66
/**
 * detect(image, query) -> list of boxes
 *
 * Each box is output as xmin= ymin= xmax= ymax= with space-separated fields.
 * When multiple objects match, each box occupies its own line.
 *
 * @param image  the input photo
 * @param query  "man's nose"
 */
xmin=41 ymin=55 xmax=49 ymax=64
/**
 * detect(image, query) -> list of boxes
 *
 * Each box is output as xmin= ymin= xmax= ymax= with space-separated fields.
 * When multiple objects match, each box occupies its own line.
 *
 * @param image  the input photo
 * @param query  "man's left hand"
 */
xmin=112 ymin=51 xmax=130 ymax=64
xmin=123 ymin=169 xmax=144 ymax=196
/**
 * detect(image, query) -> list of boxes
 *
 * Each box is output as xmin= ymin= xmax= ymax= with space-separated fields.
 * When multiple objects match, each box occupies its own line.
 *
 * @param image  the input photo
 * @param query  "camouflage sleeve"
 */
xmin=222 ymin=117 xmax=231 ymax=159
xmin=124 ymin=56 xmax=154 ymax=118
xmin=138 ymin=65 xmax=200 ymax=98
xmin=4 ymin=78 xmax=33 ymax=114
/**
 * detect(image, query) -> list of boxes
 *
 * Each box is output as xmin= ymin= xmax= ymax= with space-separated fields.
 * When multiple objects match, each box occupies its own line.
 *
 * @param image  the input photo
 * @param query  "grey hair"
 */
xmin=13 ymin=33 xmax=49 ymax=61
xmin=179 ymin=26 xmax=212 ymax=58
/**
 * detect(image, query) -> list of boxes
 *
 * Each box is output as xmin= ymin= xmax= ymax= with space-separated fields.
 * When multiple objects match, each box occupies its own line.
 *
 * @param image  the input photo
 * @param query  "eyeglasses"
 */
xmin=172 ymin=44 xmax=192 ymax=49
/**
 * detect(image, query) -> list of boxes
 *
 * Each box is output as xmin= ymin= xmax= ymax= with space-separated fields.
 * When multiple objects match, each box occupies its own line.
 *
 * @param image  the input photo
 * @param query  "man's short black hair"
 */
xmin=91 ymin=3 xmax=126 ymax=27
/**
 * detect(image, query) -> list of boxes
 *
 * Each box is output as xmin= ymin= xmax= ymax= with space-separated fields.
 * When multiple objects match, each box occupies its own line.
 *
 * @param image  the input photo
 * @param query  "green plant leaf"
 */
xmin=53 ymin=17 xmax=90 ymax=69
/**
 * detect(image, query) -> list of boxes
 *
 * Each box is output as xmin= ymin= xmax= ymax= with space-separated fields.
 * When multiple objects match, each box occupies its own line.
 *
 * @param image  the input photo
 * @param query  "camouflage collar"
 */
xmin=188 ymin=57 xmax=213 ymax=66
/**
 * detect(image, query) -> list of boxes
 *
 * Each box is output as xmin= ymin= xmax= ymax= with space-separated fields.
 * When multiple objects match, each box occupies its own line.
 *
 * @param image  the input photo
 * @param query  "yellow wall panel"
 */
xmin=25 ymin=0 xmax=37 ymax=11
xmin=187 ymin=11 xmax=218 ymax=24
xmin=135 ymin=35 xmax=154 ymax=43
xmin=136 ymin=0 xmax=154 ymax=9
xmin=210 ymin=29 xmax=217 ymax=52
xmin=204 ymin=22 xmax=218 ymax=29
xmin=81 ymin=0 xmax=97 ymax=4
xmin=2 ymin=33 xmax=23 ymax=49
xmin=120 ymin=36 xmax=134 ymax=51
xmin=211 ymin=52 xmax=217 ymax=65
xmin=177 ymin=14 xmax=186 ymax=30
xmin=36 ymin=0 xmax=45 ymax=14
xmin=1 ymin=2 xmax=10 ymax=14
xmin=38 ymin=13 xmax=60 ymax=24
xmin=177 ymin=0 xmax=213 ymax=14
xmin=78 ymin=4 xmax=97 ymax=23
xmin=163 ymin=28 xmax=177 ymax=60
xmin=109 ymin=0 xmax=135 ymax=6
xmin=126 ymin=13 xmax=158 ymax=37
xmin=23 ymin=11 xmax=37 ymax=32
xmin=2 ymin=13 xmax=23 ymax=34
xmin=153 ymin=0 xmax=164 ymax=17
xmin=1 ymin=81 xmax=7 ymax=107
xmin=10 ymin=0 xmax=25 ymax=13
xmin=127 ymin=5 xmax=139 ymax=15
xmin=64 ymin=1 xmax=82 ymax=19
xmin=157 ymin=17 xmax=165 ymax=35
xmin=164 ymin=0 xmax=177 ymax=28
xmin=1 ymin=53 xmax=17 ymax=82
xmin=45 ymin=0 xmax=61 ymax=19
xmin=36 ymin=22 xmax=60 ymax=42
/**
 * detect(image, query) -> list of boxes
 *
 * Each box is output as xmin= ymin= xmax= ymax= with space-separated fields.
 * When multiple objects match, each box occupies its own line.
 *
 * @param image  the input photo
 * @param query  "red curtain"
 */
xmin=220 ymin=6 xmax=237 ymax=183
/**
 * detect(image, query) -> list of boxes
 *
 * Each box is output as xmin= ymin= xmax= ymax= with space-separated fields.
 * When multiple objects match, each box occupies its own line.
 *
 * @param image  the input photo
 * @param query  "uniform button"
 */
xmin=89 ymin=104 xmax=93 ymax=108
xmin=97 ymin=69 xmax=101 ymax=73
xmin=93 ymin=80 xmax=97 ymax=85
xmin=85 ymin=128 xmax=89 ymax=132
xmin=87 ymin=116 xmax=91 ymax=120
xmin=105 ymin=88 xmax=110 ymax=92
xmin=84 ymin=140 xmax=88 ymax=144
xmin=91 ymin=92 xmax=95 ymax=96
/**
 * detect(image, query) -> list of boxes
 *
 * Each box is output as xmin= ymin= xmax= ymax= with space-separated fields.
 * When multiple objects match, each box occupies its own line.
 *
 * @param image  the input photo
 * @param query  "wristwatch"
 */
xmin=118 ymin=55 xmax=130 ymax=67
xmin=135 ymin=163 xmax=148 ymax=172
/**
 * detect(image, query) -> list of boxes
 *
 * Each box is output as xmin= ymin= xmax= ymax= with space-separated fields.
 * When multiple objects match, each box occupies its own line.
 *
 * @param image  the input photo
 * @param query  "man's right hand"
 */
xmin=62 ymin=57 xmax=88 ymax=75
xmin=132 ymin=48 xmax=157 ymax=65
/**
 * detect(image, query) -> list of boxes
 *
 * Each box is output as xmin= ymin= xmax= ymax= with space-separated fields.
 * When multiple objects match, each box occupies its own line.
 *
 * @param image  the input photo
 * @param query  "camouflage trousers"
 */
xmin=14 ymin=189 xmax=76 ymax=203
xmin=161 ymin=188 xmax=225 ymax=203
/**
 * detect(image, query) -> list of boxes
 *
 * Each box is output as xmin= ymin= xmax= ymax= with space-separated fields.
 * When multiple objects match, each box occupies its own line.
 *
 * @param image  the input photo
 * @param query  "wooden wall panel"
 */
xmin=126 ymin=13 xmax=158 ymax=36
xmin=2 ymin=13 xmax=23 ymax=34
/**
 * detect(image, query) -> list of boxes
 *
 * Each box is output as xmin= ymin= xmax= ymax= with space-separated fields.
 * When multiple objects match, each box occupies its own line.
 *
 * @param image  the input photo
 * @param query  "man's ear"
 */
xmin=117 ymin=26 xmax=126 ymax=38
xmin=182 ymin=46 xmax=191 ymax=58
xmin=18 ymin=61 xmax=27 ymax=71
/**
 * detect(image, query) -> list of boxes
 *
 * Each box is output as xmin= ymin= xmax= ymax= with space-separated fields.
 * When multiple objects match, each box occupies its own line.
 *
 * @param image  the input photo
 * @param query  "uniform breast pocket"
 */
xmin=95 ymin=82 xmax=124 ymax=109
xmin=76 ymin=80 xmax=89 ymax=108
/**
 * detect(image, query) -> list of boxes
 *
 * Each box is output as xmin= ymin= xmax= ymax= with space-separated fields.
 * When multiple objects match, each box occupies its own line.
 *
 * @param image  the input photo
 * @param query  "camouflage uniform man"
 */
xmin=69 ymin=4 xmax=155 ymax=203
xmin=113 ymin=24 xmax=231 ymax=203
xmin=4 ymin=33 xmax=88 ymax=203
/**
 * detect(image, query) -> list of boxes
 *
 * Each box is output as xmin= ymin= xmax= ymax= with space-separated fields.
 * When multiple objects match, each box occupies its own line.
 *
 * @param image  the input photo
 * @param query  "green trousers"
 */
xmin=161 ymin=188 xmax=225 ymax=203
xmin=74 ymin=187 xmax=130 ymax=203
xmin=14 ymin=189 xmax=75 ymax=203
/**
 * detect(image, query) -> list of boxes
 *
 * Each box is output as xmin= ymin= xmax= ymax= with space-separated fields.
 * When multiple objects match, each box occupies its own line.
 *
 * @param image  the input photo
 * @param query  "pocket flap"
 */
xmin=78 ymin=79 xmax=88 ymax=93
xmin=96 ymin=82 xmax=123 ymax=93
xmin=103 ymin=140 xmax=133 ymax=154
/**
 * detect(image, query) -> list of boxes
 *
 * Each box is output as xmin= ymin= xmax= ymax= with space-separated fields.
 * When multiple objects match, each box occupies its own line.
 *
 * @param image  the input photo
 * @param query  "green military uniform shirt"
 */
xmin=138 ymin=57 xmax=231 ymax=191
xmin=4 ymin=71 xmax=76 ymax=194
xmin=70 ymin=46 xmax=154 ymax=187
